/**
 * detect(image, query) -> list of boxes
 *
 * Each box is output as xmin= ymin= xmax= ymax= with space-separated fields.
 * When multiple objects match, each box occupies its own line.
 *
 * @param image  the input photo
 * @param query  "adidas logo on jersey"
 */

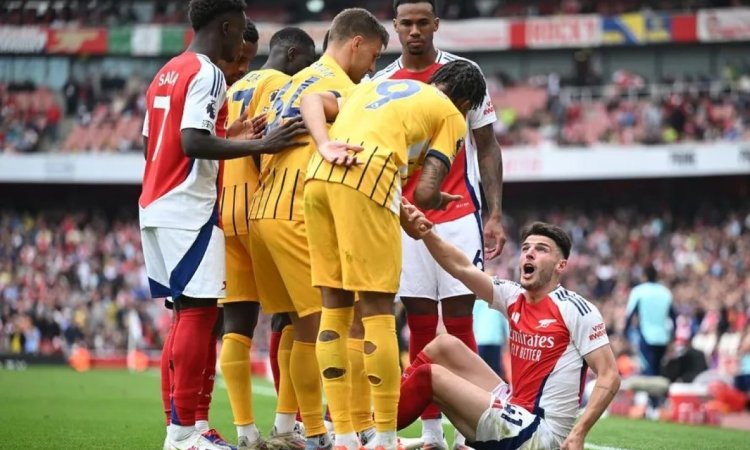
xmin=511 ymin=312 xmax=521 ymax=324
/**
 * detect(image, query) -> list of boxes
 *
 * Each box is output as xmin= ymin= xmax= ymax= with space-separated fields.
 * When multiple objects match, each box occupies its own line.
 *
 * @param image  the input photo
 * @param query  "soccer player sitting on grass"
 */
xmin=397 ymin=216 xmax=621 ymax=450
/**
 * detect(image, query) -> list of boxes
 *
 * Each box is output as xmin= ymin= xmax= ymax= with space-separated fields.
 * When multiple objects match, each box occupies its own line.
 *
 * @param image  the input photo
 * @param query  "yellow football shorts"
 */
xmin=304 ymin=180 xmax=401 ymax=294
xmin=248 ymin=218 xmax=322 ymax=317
xmin=219 ymin=234 xmax=258 ymax=304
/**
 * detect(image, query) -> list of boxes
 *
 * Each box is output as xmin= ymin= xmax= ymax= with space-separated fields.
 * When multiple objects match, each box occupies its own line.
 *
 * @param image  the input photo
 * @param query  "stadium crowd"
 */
xmin=5 ymin=68 xmax=750 ymax=153
xmin=1 ymin=0 xmax=745 ymax=25
xmin=490 ymin=68 xmax=750 ymax=147
xmin=2 ymin=200 xmax=748 ymax=387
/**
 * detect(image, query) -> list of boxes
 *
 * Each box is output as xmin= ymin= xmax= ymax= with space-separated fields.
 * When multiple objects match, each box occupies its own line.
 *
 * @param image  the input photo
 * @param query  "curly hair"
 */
xmin=428 ymin=60 xmax=486 ymax=111
xmin=244 ymin=20 xmax=259 ymax=44
xmin=188 ymin=0 xmax=247 ymax=32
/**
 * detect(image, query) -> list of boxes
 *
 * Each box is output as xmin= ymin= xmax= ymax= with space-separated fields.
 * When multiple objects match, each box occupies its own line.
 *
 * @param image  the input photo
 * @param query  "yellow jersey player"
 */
xmin=299 ymin=60 xmax=488 ymax=450
xmin=218 ymin=27 xmax=316 ymax=450
xmin=246 ymin=8 xmax=389 ymax=450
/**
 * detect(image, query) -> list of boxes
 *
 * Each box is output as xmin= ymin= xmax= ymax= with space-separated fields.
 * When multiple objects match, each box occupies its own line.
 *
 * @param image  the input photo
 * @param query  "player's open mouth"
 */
xmin=522 ymin=263 xmax=535 ymax=276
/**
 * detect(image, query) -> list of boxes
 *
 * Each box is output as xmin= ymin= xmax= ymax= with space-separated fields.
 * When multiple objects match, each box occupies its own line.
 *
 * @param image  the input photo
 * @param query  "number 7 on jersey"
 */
xmin=151 ymin=95 xmax=170 ymax=162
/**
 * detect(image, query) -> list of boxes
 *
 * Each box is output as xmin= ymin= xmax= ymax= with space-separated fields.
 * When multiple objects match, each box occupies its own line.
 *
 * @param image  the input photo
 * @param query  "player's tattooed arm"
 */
xmin=473 ymin=124 xmax=507 ymax=260
xmin=413 ymin=155 xmax=461 ymax=210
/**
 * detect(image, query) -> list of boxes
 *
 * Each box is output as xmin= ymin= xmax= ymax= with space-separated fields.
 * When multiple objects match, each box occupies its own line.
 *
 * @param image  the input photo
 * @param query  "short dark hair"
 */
xmin=427 ymin=60 xmax=486 ymax=111
xmin=269 ymin=27 xmax=315 ymax=52
xmin=322 ymin=29 xmax=330 ymax=52
xmin=244 ymin=20 xmax=259 ymax=44
xmin=329 ymin=8 xmax=389 ymax=49
xmin=520 ymin=222 xmax=572 ymax=259
xmin=644 ymin=264 xmax=658 ymax=282
xmin=188 ymin=0 xmax=246 ymax=32
xmin=393 ymin=0 xmax=437 ymax=16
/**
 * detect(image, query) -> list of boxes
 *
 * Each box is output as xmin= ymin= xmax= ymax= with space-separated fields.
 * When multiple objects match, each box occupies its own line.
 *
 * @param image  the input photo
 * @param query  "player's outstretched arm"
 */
xmin=181 ymin=117 xmax=307 ymax=160
xmin=299 ymin=92 xmax=340 ymax=146
xmin=561 ymin=345 xmax=620 ymax=450
xmin=300 ymin=92 xmax=363 ymax=166
xmin=421 ymin=229 xmax=494 ymax=302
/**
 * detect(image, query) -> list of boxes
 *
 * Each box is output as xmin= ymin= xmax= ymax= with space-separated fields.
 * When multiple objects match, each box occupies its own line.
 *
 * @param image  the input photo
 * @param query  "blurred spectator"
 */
xmin=0 ymin=210 xmax=270 ymax=356
xmin=473 ymin=299 xmax=509 ymax=378
xmin=0 ymin=1 xmax=746 ymax=26
xmin=624 ymin=264 xmax=676 ymax=376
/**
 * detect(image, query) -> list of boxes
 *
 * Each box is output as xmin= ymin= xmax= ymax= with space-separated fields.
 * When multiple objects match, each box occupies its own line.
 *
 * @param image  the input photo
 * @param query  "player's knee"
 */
xmin=223 ymin=303 xmax=260 ymax=336
xmin=271 ymin=313 xmax=293 ymax=332
xmin=426 ymin=334 xmax=462 ymax=359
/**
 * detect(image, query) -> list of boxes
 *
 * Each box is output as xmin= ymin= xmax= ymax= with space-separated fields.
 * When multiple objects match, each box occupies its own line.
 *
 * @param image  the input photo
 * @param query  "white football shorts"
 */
xmin=399 ymin=212 xmax=483 ymax=301
xmin=141 ymin=218 xmax=226 ymax=301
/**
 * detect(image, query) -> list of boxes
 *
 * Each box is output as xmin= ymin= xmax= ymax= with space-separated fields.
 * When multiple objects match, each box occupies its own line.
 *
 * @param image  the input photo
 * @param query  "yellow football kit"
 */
xmin=248 ymin=54 xmax=355 ymax=316
xmin=219 ymin=68 xmax=289 ymax=303
xmin=304 ymin=79 xmax=467 ymax=293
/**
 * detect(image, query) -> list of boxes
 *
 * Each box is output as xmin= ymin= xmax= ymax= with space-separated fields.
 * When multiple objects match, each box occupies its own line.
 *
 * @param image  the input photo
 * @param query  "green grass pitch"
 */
xmin=0 ymin=367 xmax=747 ymax=449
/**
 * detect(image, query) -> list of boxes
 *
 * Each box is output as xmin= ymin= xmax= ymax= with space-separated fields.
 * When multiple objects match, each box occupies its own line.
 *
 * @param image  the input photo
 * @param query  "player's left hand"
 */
xmin=319 ymin=140 xmax=364 ymax=167
xmin=483 ymin=215 xmax=507 ymax=261
xmin=560 ymin=432 xmax=584 ymax=450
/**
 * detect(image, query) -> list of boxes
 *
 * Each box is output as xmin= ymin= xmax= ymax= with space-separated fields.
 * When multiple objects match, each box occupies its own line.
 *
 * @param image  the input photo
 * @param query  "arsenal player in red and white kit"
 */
xmin=139 ymin=2 xmax=304 ymax=449
xmin=370 ymin=2 xmax=506 ymax=448
xmin=397 ymin=216 xmax=620 ymax=450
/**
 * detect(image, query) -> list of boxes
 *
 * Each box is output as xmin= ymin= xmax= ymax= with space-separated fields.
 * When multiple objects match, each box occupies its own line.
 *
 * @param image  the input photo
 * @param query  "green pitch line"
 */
xmin=1 ymin=367 xmax=747 ymax=450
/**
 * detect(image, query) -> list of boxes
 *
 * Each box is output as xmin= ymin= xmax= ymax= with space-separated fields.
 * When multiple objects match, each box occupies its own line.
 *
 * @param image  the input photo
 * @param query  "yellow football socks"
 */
xmin=348 ymin=338 xmax=374 ymax=433
xmin=291 ymin=340 xmax=327 ymax=436
xmin=362 ymin=315 xmax=400 ymax=432
xmin=276 ymin=325 xmax=298 ymax=415
xmin=219 ymin=333 xmax=254 ymax=425
xmin=317 ymin=306 xmax=355 ymax=435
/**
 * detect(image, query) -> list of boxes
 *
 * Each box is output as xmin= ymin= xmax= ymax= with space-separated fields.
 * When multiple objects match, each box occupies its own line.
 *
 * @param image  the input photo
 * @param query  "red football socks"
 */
xmin=196 ymin=331 xmax=217 ymax=422
xmin=161 ymin=319 xmax=176 ymax=425
xmin=443 ymin=316 xmax=478 ymax=353
xmin=269 ymin=330 xmax=281 ymax=393
xmin=170 ymin=305 xmax=218 ymax=426
xmin=397 ymin=364 xmax=434 ymax=430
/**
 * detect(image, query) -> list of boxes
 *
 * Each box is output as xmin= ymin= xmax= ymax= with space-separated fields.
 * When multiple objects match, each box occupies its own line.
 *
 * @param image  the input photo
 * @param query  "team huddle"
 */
xmin=138 ymin=1 xmax=621 ymax=450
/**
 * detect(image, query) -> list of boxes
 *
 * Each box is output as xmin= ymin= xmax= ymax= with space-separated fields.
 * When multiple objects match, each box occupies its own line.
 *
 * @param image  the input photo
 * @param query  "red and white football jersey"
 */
xmin=139 ymin=52 xmax=227 ymax=231
xmin=490 ymin=279 xmax=610 ymax=439
xmin=371 ymin=50 xmax=497 ymax=224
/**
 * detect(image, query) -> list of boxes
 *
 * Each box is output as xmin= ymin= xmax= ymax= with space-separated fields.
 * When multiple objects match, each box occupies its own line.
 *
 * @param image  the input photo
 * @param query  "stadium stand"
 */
xmin=1 ymin=1 xmax=743 ymax=25
xmin=4 ymin=70 xmax=750 ymax=153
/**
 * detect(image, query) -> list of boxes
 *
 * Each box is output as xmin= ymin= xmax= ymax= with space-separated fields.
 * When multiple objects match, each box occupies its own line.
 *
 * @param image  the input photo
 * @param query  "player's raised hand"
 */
xmin=400 ymin=200 xmax=433 ymax=240
xmin=483 ymin=215 xmax=507 ymax=261
xmin=259 ymin=117 xmax=308 ymax=153
xmin=319 ymin=140 xmax=364 ymax=167
xmin=437 ymin=192 xmax=462 ymax=210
